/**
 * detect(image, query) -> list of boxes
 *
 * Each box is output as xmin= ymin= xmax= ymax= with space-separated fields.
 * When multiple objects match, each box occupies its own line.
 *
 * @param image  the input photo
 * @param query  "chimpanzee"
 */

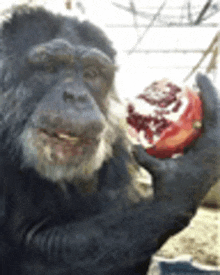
xmin=0 ymin=5 xmax=219 ymax=275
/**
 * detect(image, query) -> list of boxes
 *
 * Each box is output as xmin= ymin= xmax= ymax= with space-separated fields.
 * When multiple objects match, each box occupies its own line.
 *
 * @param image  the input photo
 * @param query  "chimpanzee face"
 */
xmin=17 ymin=38 xmax=117 ymax=182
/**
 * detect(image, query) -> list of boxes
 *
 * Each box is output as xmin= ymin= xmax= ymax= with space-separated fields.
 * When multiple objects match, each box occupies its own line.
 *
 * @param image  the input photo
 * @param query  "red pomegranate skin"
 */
xmin=126 ymin=80 xmax=203 ymax=158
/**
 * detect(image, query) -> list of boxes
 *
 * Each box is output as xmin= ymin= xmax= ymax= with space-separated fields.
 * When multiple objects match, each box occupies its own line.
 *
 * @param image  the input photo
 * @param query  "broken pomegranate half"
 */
xmin=126 ymin=79 xmax=203 ymax=158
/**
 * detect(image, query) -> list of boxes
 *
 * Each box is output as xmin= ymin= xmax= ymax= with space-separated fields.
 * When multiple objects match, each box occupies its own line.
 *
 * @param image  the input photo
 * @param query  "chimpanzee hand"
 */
xmin=133 ymin=73 xmax=220 ymax=210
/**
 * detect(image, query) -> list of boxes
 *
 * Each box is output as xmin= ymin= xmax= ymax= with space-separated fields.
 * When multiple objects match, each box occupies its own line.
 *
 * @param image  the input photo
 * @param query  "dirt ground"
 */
xmin=155 ymin=206 xmax=220 ymax=267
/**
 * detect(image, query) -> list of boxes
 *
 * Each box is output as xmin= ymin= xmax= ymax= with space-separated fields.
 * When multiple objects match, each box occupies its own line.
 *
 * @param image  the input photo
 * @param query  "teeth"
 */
xmin=57 ymin=133 xmax=80 ymax=143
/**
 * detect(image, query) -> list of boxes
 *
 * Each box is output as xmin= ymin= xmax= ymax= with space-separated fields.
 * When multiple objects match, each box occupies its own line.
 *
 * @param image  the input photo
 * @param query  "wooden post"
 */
xmin=213 ymin=32 xmax=220 ymax=87
xmin=184 ymin=32 xmax=220 ymax=82
xmin=65 ymin=0 xmax=72 ymax=10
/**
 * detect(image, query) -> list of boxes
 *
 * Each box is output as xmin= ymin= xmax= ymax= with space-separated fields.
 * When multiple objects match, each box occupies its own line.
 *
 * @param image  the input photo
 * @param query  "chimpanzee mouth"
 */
xmin=36 ymin=128 xmax=98 ymax=164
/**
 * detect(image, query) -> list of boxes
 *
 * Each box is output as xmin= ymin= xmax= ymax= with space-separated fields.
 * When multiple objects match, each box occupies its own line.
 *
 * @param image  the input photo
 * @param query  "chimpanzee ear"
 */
xmin=2 ymin=6 xmax=60 ymax=55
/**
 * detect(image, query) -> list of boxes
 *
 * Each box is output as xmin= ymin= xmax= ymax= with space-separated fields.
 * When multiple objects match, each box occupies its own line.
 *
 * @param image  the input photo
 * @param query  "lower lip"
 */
xmin=37 ymin=131 xmax=96 ymax=162
xmin=54 ymin=142 xmax=88 ymax=158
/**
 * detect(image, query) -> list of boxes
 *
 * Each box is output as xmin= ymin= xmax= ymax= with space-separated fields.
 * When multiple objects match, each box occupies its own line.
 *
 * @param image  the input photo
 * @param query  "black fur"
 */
xmin=0 ymin=6 xmax=220 ymax=275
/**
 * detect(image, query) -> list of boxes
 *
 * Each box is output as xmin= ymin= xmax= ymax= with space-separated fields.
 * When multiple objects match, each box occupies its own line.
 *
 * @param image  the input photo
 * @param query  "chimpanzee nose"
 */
xmin=61 ymin=82 xmax=93 ymax=111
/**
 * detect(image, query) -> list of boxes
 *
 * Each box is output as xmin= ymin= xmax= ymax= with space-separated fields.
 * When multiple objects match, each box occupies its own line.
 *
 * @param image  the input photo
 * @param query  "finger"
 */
xmin=132 ymin=145 xmax=164 ymax=175
xmin=196 ymin=73 xmax=219 ymax=129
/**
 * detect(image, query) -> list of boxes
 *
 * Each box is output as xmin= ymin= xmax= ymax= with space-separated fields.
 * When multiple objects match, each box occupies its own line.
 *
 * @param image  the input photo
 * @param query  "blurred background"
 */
xmin=0 ymin=0 xmax=220 ymax=270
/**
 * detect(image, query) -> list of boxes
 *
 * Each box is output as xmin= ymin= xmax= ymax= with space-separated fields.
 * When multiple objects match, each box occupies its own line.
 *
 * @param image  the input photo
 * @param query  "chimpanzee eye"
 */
xmin=46 ymin=65 xmax=60 ymax=74
xmin=83 ymin=67 xmax=99 ymax=79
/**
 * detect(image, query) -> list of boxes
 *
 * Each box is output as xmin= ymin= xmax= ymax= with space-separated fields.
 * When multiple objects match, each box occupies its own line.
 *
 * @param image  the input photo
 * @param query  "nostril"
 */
xmin=78 ymin=95 xmax=87 ymax=103
xmin=63 ymin=91 xmax=75 ymax=102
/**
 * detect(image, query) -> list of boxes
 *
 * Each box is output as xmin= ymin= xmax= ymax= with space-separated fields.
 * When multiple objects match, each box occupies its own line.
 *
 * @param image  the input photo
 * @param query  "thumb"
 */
xmin=132 ymin=145 xmax=165 ymax=175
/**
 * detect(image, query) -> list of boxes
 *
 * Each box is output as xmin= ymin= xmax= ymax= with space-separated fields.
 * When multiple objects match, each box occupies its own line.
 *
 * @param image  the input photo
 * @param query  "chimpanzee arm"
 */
xmin=26 ymin=74 xmax=220 ymax=273
xmin=27 ymin=200 xmax=192 ymax=272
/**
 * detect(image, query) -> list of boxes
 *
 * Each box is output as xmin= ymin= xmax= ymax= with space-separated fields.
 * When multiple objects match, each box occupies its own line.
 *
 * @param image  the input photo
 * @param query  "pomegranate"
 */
xmin=126 ymin=79 xmax=203 ymax=158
